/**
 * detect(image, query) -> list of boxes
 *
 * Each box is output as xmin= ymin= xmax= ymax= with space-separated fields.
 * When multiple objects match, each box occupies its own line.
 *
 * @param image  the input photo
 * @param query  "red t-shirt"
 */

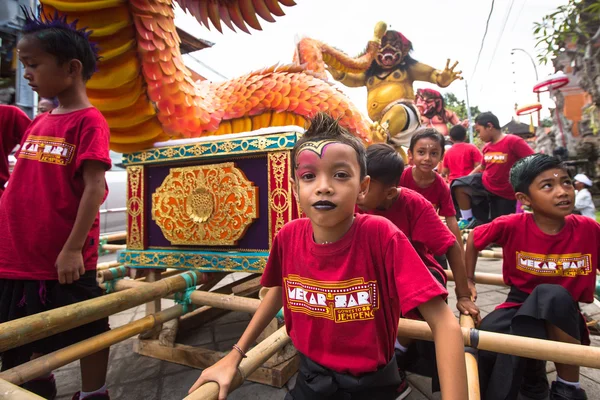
xmin=481 ymin=134 xmax=534 ymax=199
xmin=473 ymin=213 xmax=599 ymax=308
xmin=400 ymin=166 xmax=455 ymax=216
xmin=0 ymin=105 xmax=31 ymax=197
xmin=442 ymin=142 xmax=482 ymax=184
xmin=261 ymin=213 xmax=447 ymax=376
xmin=360 ymin=188 xmax=456 ymax=281
xmin=0 ymin=107 xmax=111 ymax=280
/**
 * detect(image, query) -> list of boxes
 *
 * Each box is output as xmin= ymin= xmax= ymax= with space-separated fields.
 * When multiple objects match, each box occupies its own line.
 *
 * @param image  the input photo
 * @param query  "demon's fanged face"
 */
xmin=376 ymin=30 xmax=411 ymax=69
xmin=415 ymin=89 xmax=444 ymax=119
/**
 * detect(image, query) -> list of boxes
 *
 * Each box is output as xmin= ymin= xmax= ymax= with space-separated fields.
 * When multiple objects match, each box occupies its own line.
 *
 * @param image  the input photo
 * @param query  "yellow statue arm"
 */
xmin=410 ymin=59 xmax=463 ymax=88
xmin=327 ymin=67 xmax=367 ymax=88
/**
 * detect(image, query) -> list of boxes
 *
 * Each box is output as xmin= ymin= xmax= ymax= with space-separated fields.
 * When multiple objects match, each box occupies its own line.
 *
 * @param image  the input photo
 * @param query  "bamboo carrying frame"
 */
xmin=1 ymin=265 xmax=599 ymax=399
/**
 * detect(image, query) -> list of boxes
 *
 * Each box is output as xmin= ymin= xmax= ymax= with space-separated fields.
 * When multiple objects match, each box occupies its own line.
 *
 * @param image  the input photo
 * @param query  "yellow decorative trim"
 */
xmin=126 ymin=165 xmax=144 ymax=250
xmin=119 ymin=250 xmax=268 ymax=273
xmin=123 ymin=132 xmax=299 ymax=166
xmin=152 ymin=162 xmax=259 ymax=246
xmin=268 ymin=152 xmax=293 ymax=248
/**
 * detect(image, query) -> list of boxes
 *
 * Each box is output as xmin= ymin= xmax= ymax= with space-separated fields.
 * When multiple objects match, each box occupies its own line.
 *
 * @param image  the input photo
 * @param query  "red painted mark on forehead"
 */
xmin=295 ymin=141 xmax=350 ymax=179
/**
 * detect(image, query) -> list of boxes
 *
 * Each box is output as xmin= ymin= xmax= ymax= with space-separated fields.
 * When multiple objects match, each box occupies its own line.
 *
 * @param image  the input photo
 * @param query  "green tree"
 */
xmin=534 ymin=0 xmax=600 ymax=107
xmin=540 ymin=117 xmax=554 ymax=128
xmin=443 ymin=92 xmax=481 ymax=121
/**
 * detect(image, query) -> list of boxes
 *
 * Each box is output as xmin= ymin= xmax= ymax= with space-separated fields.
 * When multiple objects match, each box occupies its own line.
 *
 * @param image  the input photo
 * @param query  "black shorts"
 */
xmin=478 ymin=284 xmax=588 ymax=400
xmin=286 ymin=353 xmax=400 ymax=400
xmin=451 ymin=173 xmax=516 ymax=222
xmin=0 ymin=270 xmax=110 ymax=371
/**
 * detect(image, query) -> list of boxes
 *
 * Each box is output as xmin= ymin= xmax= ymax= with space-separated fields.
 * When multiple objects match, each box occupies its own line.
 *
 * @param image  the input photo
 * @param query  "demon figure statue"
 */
xmin=415 ymin=88 xmax=467 ymax=137
xmin=296 ymin=22 xmax=462 ymax=152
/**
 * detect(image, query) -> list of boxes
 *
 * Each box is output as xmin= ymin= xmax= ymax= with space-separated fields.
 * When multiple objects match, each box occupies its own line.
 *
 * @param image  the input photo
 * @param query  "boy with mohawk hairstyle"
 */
xmin=190 ymin=113 xmax=468 ymax=400
xmin=0 ymin=8 xmax=111 ymax=400
xmin=466 ymin=154 xmax=599 ymax=400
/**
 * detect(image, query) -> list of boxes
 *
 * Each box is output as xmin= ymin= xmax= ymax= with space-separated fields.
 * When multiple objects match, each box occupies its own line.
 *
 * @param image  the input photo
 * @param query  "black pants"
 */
xmin=286 ymin=354 xmax=400 ymax=400
xmin=478 ymin=284 xmax=587 ymax=400
xmin=0 ymin=271 xmax=110 ymax=371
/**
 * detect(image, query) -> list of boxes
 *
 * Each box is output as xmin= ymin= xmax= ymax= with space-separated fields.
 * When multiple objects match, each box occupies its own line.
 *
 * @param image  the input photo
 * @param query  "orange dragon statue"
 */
xmin=37 ymin=0 xmax=380 ymax=153
xmin=295 ymin=22 xmax=463 ymax=151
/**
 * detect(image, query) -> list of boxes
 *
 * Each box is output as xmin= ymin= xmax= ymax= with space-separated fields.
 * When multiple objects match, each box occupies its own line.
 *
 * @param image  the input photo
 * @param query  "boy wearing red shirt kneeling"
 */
xmin=190 ymin=113 xmax=468 ymax=400
xmin=358 ymin=143 xmax=479 ymax=397
xmin=466 ymin=154 xmax=597 ymax=400
xmin=453 ymin=112 xmax=533 ymax=229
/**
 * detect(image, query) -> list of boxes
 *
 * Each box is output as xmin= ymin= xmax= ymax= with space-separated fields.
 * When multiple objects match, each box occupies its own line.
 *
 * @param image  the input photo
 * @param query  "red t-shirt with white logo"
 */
xmin=481 ymin=134 xmax=534 ymax=199
xmin=0 ymin=105 xmax=31 ymax=197
xmin=473 ymin=213 xmax=599 ymax=308
xmin=261 ymin=213 xmax=447 ymax=376
xmin=0 ymin=107 xmax=111 ymax=280
xmin=442 ymin=142 xmax=482 ymax=185
xmin=360 ymin=188 xmax=456 ymax=281
xmin=400 ymin=167 xmax=455 ymax=217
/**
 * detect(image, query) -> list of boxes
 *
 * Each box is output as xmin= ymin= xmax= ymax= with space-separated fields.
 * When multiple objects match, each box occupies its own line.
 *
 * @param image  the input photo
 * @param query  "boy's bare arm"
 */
xmin=418 ymin=296 xmax=468 ymax=400
xmin=189 ymin=286 xmax=283 ymax=399
xmin=464 ymin=231 xmax=479 ymax=300
xmin=445 ymin=216 xmax=464 ymax=250
xmin=470 ymin=164 xmax=484 ymax=175
xmin=446 ymin=241 xmax=479 ymax=321
xmin=56 ymin=160 xmax=106 ymax=284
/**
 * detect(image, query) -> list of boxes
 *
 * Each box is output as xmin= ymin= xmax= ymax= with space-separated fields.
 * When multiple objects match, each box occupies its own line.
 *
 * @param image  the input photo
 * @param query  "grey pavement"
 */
xmin=50 ymin=255 xmax=600 ymax=400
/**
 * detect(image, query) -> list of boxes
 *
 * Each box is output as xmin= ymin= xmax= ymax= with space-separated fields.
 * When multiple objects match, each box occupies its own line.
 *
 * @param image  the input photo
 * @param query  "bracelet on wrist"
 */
xmin=232 ymin=344 xmax=247 ymax=359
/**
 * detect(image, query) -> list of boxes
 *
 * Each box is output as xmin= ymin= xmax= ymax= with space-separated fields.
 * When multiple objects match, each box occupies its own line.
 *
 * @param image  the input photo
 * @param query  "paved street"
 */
xmin=49 ymin=255 xmax=600 ymax=400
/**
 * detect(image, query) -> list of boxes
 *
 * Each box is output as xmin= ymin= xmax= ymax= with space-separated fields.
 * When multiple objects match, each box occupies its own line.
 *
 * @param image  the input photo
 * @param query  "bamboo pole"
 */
xmin=0 ymin=378 xmax=45 ymax=399
xmin=98 ymin=279 xmax=600 ymax=369
xmin=460 ymin=315 xmax=480 ymax=400
xmin=100 ymin=231 xmax=126 ymax=243
xmin=397 ymin=319 xmax=600 ymax=369
xmin=0 ymin=306 xmax=184 ymax=386
xmin=100 ymin=244 xmax=126 ymax=252
xmin=100 ymin=279 xmax=262 ymax=313
xmin=185 ymin=326 xmax=291 ymax=400
xmin=445 ymin=271 xmax=507 ymax=287
xmin=96 ymin=260 xmax=120 ymax=271
xmin=479 ymin=250 xmax=503 ymax=259
xmin=0 ymin=271 xmax=206 ymax=353
xmin=96 ymin=266 xmax=129 ymax=284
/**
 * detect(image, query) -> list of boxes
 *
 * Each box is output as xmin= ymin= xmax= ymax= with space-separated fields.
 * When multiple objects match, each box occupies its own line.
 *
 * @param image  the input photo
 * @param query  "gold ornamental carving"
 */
xmin=152 ymin=162 xmax=258 ymax=246
xmin=126 ymin=165 xmax=144 ymax=250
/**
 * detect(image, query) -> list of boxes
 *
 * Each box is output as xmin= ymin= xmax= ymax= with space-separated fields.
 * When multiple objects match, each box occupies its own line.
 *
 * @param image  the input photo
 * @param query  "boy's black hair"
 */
xmin=449 ymin=124 xmax=467 ymax=142
xmin=22 ymin=7 xmax=100 ymax=82
xmin=475 ymin=112 xmax=501 ymax=130
xmin=510 ymin=154 xmax=568 ymax=195
xmin=366 ymin=144 xmax=404 ymax=186
xmin=408 ymin=128 xmax=446 ymax=157
xmin=292 ymin=112 xmax=367 ymax=180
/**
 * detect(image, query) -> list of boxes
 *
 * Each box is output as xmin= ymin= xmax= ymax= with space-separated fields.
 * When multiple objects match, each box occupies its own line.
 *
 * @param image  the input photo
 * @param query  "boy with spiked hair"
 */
xmin=0 ymin=8 xmax=111 ymax=400
xmin=190 ymin=113 xmax=468 ymax=400
xmin=466 ymin=154 xmax=599 ymax=400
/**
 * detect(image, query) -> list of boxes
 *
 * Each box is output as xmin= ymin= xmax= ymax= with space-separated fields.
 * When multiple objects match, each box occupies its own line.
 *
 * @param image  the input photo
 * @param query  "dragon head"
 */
xmin=375 ymin=30 xmax=412 ymax=69
xmin=415 ymin=88 xmax=445 ymax=119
